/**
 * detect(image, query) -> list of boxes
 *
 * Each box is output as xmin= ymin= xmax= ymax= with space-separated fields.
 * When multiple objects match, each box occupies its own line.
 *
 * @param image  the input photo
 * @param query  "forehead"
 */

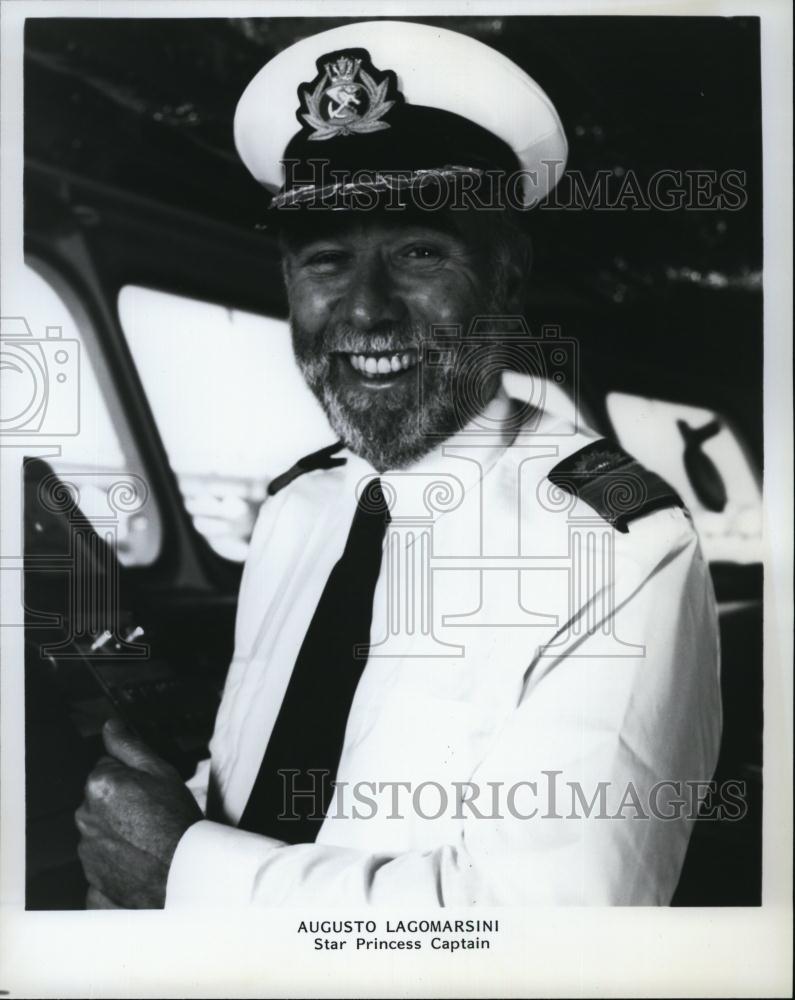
xmin=277 ymin=207 xmax=493 ymax=251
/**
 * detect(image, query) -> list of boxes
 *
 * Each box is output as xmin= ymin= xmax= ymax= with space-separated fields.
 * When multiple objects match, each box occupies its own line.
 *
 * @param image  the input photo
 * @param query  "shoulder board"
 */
xmin=267 ymin=441 xmax=347 ymax=496
xmin=547 ymin=439 xmax=683 ymax=533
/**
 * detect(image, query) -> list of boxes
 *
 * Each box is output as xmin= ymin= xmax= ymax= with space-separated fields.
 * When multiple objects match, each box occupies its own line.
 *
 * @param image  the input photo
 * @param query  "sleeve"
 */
xmin=165 ymin=507 xmax=722 ymax=907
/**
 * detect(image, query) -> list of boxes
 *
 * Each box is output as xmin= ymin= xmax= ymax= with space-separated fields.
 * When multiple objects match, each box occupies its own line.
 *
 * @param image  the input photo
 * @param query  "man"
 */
xmin=75 ymin=20 xmax=722 ymax=908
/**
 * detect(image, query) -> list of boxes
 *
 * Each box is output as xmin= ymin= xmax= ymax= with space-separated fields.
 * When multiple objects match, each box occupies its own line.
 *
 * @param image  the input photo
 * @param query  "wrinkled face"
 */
xmin=282 ymin=210 xmax=513 ymax=471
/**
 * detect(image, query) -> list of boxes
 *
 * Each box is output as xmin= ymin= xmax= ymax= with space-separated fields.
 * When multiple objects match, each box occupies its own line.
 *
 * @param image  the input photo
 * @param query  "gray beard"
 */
xmin=291 ymin=321 xmax=500 ymax=472
xmin=317 ymin=362 xmax=462 ymax=472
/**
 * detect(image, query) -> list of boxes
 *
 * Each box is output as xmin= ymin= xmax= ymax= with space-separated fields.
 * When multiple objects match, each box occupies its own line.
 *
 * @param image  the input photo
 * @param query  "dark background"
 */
xmin=22 ymin=16 xmax=763 ymax=909
xmin=24 ymin=15 xmax=764 ymax=456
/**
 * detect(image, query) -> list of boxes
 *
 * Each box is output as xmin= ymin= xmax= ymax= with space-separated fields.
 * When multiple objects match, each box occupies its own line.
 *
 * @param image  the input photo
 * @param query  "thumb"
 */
xmin=102 ymin=718 xmax=173 ymax=778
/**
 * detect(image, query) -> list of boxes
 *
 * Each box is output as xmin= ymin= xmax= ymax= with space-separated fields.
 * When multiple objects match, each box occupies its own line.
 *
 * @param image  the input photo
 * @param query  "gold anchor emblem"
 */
xmin=301 ymin=54 xmax=395 ymax=141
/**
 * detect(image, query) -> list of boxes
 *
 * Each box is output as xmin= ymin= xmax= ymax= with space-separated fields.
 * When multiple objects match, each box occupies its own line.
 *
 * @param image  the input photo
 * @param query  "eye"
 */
xmin=399 ymin=244 xmax=444 ymax=267
xmin=301 ymin=249 xmax=349 ymax=273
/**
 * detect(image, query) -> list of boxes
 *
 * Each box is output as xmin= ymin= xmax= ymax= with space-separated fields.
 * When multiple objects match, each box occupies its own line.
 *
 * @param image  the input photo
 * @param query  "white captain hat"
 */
xmin=234 ymin=19 xmax=567 ymax=212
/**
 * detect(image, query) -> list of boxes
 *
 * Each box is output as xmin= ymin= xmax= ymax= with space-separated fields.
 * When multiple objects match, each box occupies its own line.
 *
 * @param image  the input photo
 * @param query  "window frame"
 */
xmin=23 ymin=255 xmax=165 ymax=566
xmin=23 ymin=237 xmax=233 ymax=592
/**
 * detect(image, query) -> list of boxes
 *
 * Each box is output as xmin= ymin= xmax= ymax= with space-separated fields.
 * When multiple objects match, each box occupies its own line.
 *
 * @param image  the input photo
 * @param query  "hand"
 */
xmin=85 ymin=886 xmax=121 ymax=909
xmin=76 ymin=718 xmax=203 ymax=909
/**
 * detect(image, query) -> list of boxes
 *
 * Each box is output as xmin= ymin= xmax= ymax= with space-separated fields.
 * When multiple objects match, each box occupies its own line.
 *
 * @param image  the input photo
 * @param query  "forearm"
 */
xmin=165 ymin=735 xmax=703 ymax=909
xmin=166 ymin=821 xmax=452 ymax=907
xmin=165 ymin=798 xmax=693 ymax=908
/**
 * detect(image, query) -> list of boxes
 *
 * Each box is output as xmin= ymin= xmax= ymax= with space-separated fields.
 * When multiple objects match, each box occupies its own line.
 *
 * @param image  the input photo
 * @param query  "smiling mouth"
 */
xmin=339 ymin=349 xmax=419 ymax=380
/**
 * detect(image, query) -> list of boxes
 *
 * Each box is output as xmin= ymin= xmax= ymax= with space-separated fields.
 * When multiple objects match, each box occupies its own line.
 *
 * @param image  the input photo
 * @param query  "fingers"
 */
xmin=75 ymin=802 xmax=93 ymax=834
xmin=81 ymin=755 xmax=125 ymax=813
xmin=78 ymin=828 xmax=168 ymax=909
xmin=85 ymin=886 xmax=122 ymax=909
xmin=101 ymin=718 xmax=174 ymax=778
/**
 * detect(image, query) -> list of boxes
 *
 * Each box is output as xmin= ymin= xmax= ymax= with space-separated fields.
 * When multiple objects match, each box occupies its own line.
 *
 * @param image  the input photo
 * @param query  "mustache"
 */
xmin=299 ymin=321 xmax=426 ymax=356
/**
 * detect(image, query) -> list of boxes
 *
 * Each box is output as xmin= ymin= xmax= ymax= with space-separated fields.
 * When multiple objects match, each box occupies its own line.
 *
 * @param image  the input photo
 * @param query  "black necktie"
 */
xmin=238 ymin=477 xmax=390 ymax=842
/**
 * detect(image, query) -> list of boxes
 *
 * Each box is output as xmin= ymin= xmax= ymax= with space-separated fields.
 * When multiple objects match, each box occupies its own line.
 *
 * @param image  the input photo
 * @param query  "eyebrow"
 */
xmin=278 ymin=206 xmax=478 ymax=247
xmin=283 ymin=223 xmax=474 ymax=257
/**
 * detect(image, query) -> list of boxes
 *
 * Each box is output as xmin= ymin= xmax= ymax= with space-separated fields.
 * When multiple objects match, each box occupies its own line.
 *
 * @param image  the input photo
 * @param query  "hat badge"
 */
xmin=300 ymin=50 xmax=396 ymax=141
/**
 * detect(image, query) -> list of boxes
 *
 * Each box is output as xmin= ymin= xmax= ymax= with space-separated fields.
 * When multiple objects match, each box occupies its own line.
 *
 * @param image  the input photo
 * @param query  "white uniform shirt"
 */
xmin=166 ymin=379 xmax=722 ymax=907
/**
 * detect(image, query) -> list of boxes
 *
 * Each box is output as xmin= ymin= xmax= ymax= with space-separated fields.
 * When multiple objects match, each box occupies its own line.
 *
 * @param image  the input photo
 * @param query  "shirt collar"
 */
xmin=340 ymin=383 xmax=520 ymax=515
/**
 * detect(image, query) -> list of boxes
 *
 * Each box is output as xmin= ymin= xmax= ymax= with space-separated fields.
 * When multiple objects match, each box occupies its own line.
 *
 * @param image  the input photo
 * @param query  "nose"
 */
xmin=343 ymin=251 xmax=405 ymax=331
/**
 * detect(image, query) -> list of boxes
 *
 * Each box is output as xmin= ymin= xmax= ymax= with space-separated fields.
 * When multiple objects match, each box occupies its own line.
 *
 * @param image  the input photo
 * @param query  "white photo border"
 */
xmin=1 ymin=1 xmax=791 ymax=996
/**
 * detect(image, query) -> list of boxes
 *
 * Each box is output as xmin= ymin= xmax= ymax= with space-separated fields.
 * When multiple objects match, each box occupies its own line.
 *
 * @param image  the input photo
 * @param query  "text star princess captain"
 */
xmin=75 ymin=20 xmax=722 ymax=908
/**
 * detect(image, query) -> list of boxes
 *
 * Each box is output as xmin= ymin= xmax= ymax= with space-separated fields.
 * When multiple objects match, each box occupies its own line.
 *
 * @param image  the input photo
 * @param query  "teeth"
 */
xmin=347 ymin=351 xmax=418 ymax=377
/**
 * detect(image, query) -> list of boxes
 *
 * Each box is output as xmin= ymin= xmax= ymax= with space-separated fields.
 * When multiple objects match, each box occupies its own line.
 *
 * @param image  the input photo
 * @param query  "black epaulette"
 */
xmin=267 ymin=441 xmax=347 ymax=496
xmin=548 ymin=439 xmax=683 ymax=533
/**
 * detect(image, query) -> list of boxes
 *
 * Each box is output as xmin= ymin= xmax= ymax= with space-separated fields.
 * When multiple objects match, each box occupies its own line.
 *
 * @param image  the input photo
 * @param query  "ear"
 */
xmin=500 ymin=240 xmax=533 ymax=312
xmin=280 ymin=253 xmax=293 ymax=289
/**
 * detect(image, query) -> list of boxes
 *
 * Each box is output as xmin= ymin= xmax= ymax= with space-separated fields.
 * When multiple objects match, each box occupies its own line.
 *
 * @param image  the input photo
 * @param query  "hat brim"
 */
xmin=257 ymin=165 xmax=536 ymax=233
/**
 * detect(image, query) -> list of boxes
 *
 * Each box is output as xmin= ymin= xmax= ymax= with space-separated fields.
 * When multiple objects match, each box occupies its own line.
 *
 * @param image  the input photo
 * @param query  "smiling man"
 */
xmin=75 ymin=20 xmax=722 ymax=908
xmin=283 ymin=208 xmax=528 ymax=472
